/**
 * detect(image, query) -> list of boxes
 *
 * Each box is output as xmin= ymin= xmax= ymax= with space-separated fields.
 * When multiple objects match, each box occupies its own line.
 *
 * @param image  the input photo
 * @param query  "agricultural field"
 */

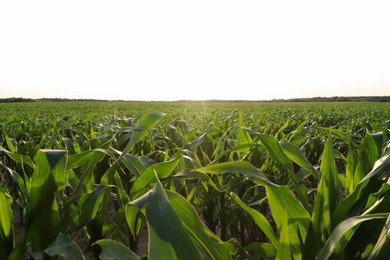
xmin=0 ymin=101 xmax=389 ymax=259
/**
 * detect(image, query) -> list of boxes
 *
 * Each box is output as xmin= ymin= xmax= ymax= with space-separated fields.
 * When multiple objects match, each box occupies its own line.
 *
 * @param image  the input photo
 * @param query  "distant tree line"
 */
xmin=1 ymin=96 xmax=390 ymax=103
xmin=0 ymin=97 xmax=112 ymax=103
xmin=38 ymin=98 xmax=109 ymax=102
xmin=270 ymin=96 xmax=390 ymax=102
xmin=0 ymin=97 xmax=36 ymax=103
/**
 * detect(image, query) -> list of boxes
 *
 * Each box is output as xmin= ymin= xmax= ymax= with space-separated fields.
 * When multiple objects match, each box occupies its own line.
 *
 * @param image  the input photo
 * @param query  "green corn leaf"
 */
xmin=333 ymin=150 xmax=390 ymax=229
xmin=78 ymin=184 xmax=111 ymax=227
xmin=305 ymin=135 xmax=338 ymax=258
xmin=130 ymin=177 xmax=203 ymax=260
xmin=274 ymin=119 xmax=290 ymax=139
xmin=352 ymin=135 xmax=380 ymax=189
xmin=114 ymin=171 xmax=131 ymax=207
xmin=185 ymin=132 xmax=208 ymax=153
xmin=125 ymin=203 xmax=145 ymax=242
xmin=5 ymin=134 xmax=16 ymax=153
xmin=63 ymin=184 xmax=111 ymax=233
xmin=93 ymin=163 xmax=120 ymax=247
xmin=95 ymin=239 xmax=140 ymax=260
xmin=8 ymin=242 xmax=27 ymax=260
xmin=244 ymin=131 xmax=310 ymax=207
xmin=130 ymin=157 xmax=182 ymax=200
xmin=62 ymin=137 xmax=75 ymax=155
xmin=26 ymin=149 xmax=67 ymax=251
xmin=167 ymin=189 xmax=236 ymax=259
xmin=319 ymin=136 xmax=339 ymax=221
xmin=172 ymin=169 xmax=220 ymax=192
xmin=129 ymin=175 xmax=236 ymax=259
xmin=211 ymin=133 xmax=226 ymax=159
xmin=119 ymin=112 xmax=166 ymax=160
xmin=67 ymin=148 xmax=113 ymax=170
xmin=196 ymin=161 xmax=278 ymax=187
xmin=280 ymin=142 xmax=319 ymax=178
xmin=0 ymin=162 xmax=29 ymax=205
xmin=43 ymin=233 xmax=84 ymax=260
xmin=288 ymin=121 xmax=309 ymax=146
xmin=257 ymin=133 xmax=294 ymax=175
xmin=370 ymin=132 xmax=386 ymax=157
xmin=121 ymin=154 xmax=149 ymax=177
xmin=0 ymin=186 xmax=14 ymax=259
xmin=276 ymin=209 xmax=293 ymax=260
xmin=317 ymin=213 xmax=389 ymax=260
xmin=244 ymin=242 xmax=276 ymax=258
xmin=346 ymin=148 xmax=356 ymax=194
xmin=0 ymin=146 xmax=35 ymax=168
xmin=358 ymin=134 xmax=379 ymax=176
xmin=361 ymin=150 xmax=390 ymax=183
xmin=369 ymin=214 xmax=390 ymax=260
xmin=212 ymin=143 xmax=259 ymax=163
xmin=237 ymin=113 xmax=252 ymax=144
xmin=230 ymin=192 xmax=279 ymax=249
xmin=66 ymin=149 xmax=115 ymax=240
xmin=266 ymin=185 xmax=310 ymax=259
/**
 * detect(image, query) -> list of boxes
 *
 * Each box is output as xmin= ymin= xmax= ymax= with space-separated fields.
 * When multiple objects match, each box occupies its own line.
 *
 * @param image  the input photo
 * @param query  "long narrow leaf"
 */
xmin=43 ymin=233 xmax=84 ymax=260
xmin=95 ymin=239 xmax=140 ymax=260
xmin=369 ymin=214 xmax=390 ymax=260
xmin=280 ymin=142 xmax=319 ymax=178
xmin=0 ymin=146 xmax=35 ymax=168
xmin=317 ymin=213 xmax=389 ymax=260
xmin=26 ymin=149 xmax=67 ymax=251
xmin=196 ymin=161 xmax=278 ymax=187
xmin=306 ymin=135 xmax=338 ymax=258
xmin=0 ymin=186 xmax=14 ymax=259
xmin=119 ymin=112 xmax=166 ymax=160
xmin=130 ymin=177 xmax=203 ymax=260
xmin=230 ymin=192 xmax=279 ymax=249
xmin=130 ymin=157 xmax=182 ymax=200
xmin=266 ymin=185 xmax=310 ymax=259
xmin=167 ymin=190 xmax=236 ymax=259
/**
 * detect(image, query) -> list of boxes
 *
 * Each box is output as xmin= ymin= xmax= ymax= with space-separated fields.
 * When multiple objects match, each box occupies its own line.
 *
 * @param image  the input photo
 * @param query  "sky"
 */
xmin=1 ymin=1 xmax=390 ymax=101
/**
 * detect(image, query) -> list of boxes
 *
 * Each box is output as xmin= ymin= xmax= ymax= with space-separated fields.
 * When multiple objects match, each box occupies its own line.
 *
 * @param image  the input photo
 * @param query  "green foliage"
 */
xmin=0 ymin=186 xmax=14 ymax=259
xmin=95 ymin=239 xmax=139 ymax=260
xmin=0 ymin=101 xmax=389 ymax=258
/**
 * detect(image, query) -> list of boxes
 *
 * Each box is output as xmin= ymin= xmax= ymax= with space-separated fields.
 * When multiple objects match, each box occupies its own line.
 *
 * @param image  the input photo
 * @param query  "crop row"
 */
xmin=0 ymin=101 xmax=389 ymax=259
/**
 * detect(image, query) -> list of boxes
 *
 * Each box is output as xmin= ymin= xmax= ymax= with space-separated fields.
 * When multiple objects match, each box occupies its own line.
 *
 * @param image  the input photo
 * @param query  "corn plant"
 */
xmin=1 ymin=101 xmax=390 ymax=259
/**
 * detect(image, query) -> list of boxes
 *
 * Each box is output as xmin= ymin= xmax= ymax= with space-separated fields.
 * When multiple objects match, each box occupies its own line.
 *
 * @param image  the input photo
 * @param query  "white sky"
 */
xmin=1 ymin=1 xmax=390 ymax=101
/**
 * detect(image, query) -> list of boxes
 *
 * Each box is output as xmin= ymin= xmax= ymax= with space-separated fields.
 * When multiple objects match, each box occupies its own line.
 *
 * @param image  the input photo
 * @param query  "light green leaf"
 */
xmin=276 ymin=209 xmax=292 ymax=260
xmin=0 ymin=146 xmax=35 ymax=168
xmin=167 ymin=190 xmax=236 ymax=259
xmin=131 ymin=178 xmax=203 ymax=260
xmin=306 ymin=135 xmax=338 ymax=258
xmin=43 ymin=233 xmax=83 ymax=260
xmin=266 ymin=185 xmax=310 ymax=259
xmin=196 ymin=161 xmax=278 ymax=187
xmin=230 ymin=192 xmax=278 ymax=248
xmin=63 ymin=184 xmax=111 ymax=233
xmin=119 ymin=112 xmax=166 ymax=160
xmin=130 ymin=157 xmax=182 ymax=200
xmin=129 ymin=176 xmax=235 ymax=259
xmin=95 ymin=239 xmax=139 ymax=260
xmin=317 ymin=213 xmax=389 ymax=260
xmin=0 ymin=186 xmax=14 ymax=259
xmin=369 ymin=214 xmax=390 ymax=260
xmin=244 ymin=242 xmax=276 ymax=258
xmin=27 ymin=149 xmax=67 ymax=251
xmin=280 ymin=142 xmax=319 ymax=178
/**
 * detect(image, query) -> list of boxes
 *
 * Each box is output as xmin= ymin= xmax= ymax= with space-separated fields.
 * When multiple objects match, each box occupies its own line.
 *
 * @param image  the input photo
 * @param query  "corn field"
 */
xmin=0 ymin=101 xmax=389 ymax=259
